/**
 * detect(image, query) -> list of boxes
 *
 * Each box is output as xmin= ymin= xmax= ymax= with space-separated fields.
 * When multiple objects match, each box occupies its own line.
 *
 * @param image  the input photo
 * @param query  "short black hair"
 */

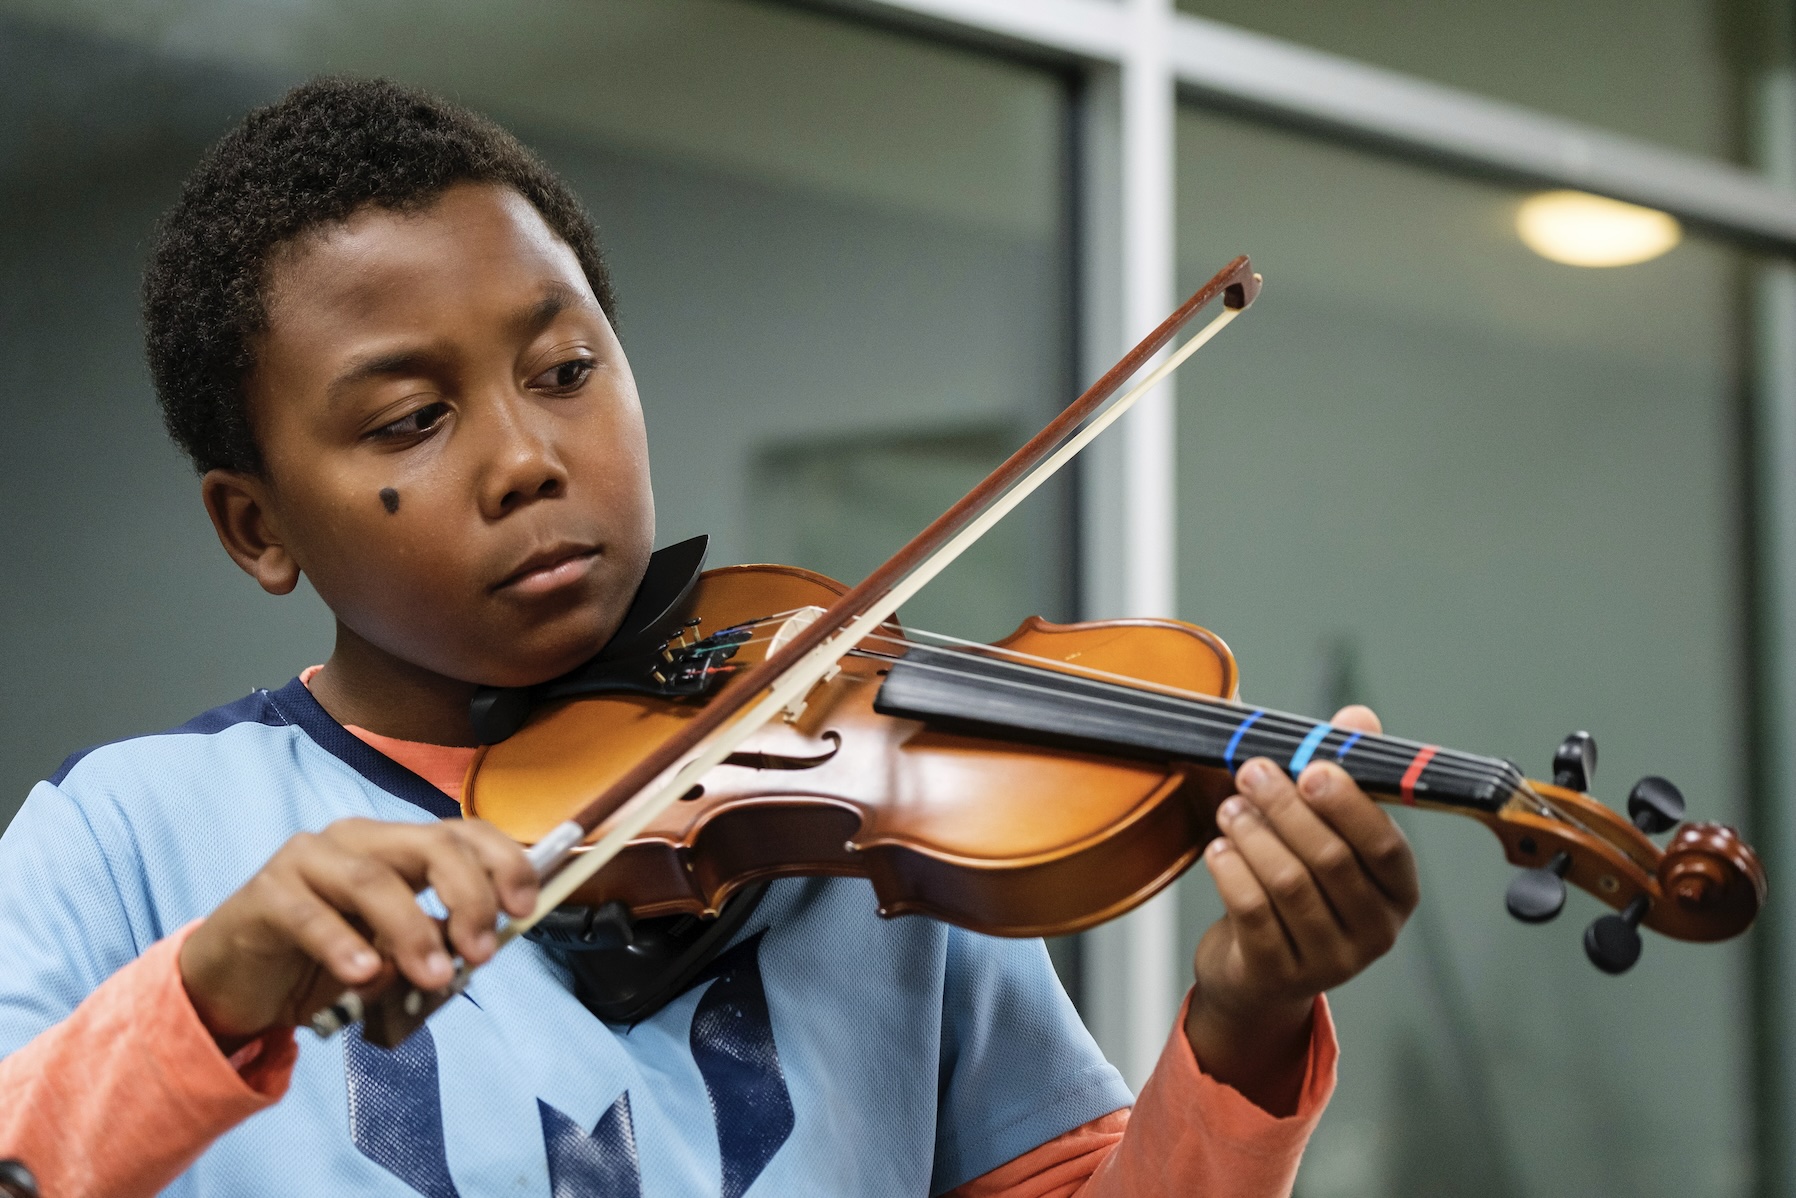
xmin=143 ymin=76 xmax=615 ymax=475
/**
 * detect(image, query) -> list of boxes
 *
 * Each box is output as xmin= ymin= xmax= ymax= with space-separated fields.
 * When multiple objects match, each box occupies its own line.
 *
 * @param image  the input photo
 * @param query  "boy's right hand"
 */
xmin=178 ymin=818 xmax=538 ymax=1045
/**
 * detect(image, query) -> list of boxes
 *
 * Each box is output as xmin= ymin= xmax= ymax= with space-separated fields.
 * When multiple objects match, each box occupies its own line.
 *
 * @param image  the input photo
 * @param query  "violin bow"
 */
xmin=315 ymin=256 xmax=1262 ymax=1045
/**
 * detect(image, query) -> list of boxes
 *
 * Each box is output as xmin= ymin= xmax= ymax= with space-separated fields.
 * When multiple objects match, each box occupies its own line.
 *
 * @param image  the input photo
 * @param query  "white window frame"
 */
xmin=810 ymin=3 xmax=1796 ymax=1163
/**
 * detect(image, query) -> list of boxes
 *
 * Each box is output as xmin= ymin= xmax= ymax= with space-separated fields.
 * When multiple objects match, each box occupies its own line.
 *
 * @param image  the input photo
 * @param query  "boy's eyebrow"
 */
xmin=513 ymin=284 xmax=587 ymax=338
xmin=328 ymin=349 xmax=437 ymax=400
xmin=325 ymin=285 xmax=594 ymax=400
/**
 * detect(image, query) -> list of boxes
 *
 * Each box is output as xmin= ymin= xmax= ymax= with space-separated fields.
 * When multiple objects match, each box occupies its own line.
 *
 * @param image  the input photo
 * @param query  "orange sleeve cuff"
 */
xmin=949 ymin=991 xmax=1337 ymax=1198
xmin=0 ymin=922 xmax=297 ymax=1197
xmin=1157 ymin=989 xmax=1338 ymax=1151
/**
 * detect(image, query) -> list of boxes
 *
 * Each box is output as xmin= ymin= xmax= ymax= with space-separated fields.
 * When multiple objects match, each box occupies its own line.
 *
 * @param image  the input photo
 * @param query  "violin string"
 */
xmin=696 ymin=612 xmax=1574 ymax=825
xmin=856 ymin=644 xmax=1608 ymax=841
xmin=701 ymin=615 xmax=1528 ymax=793
xmin=846 ymin=624 xmax=1512 ymax=783
xmin=855 ymin=635 xmax=1603 ymax=832
xmin=718 ymin=614 xmax=1496 ymax=774
xmin=844 ymin=642 xmax=1530 ymax=802
xmin=709 ymin=612 xmax=1225 ymax=702
xmin=712 ymin=614 xmax=1443 ymax=762
xmin=865 ymin=634 xmax=1610 ymax=837
xmin=711 ymin=623 xmax=1614 ymax=865
xmin=861 ymin=629 xmax=1559 ymax=799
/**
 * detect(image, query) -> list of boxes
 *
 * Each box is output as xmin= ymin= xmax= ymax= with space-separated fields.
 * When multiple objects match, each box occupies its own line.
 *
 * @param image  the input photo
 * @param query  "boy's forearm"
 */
xmin=0 ymin=924 xmax=295 ymax=1198
xmin=1181 ymin=991 xmax=1315 ymax=1118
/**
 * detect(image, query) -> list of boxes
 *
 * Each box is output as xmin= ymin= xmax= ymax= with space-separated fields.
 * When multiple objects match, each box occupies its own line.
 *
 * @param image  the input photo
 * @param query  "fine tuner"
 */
xmin=1504 ymin=731 xmax=1715 ymax=974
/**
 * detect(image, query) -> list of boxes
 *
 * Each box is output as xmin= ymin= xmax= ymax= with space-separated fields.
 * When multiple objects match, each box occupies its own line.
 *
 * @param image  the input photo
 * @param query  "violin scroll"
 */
xmin=1494 ymin=732 xmax=1765 ymax=973
xmin=1657 ymin=821 xmax=1763 ymax=938
xmin=1578 ymin=822 xmax=1762 ymax=973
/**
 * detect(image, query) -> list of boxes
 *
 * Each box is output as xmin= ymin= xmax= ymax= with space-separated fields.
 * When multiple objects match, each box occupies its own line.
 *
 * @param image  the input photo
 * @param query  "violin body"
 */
xmin=464 ymin=563 xmax=1764 ymax=946
xmin=467 ymin=564 xmax=1243 ymax=937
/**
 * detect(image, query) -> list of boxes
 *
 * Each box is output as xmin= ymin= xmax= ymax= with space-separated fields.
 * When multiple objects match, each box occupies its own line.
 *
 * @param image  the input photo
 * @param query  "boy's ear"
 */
xmin=201 ymin=469 xmax=301 ymax=596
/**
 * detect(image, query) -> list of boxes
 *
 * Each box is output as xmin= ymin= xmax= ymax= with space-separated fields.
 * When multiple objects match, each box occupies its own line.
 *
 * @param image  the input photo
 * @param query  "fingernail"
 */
xmin=1219 ymin=796 xmax=1244 ymax=822
xmin=1300 ymin=767 xmax=1331 ymax=799
xmin=1238 ymin=760 xmax=1267 ymax=794
xmin=349 ymin=949 xmax=379 ymax=976
xmin=1208 ymin=836 xmax=1230 ymax=856
xmin=473 ymin=930 xmax=497 ymax=959
xmin=425 ymin=951 xmax=453 ymax=981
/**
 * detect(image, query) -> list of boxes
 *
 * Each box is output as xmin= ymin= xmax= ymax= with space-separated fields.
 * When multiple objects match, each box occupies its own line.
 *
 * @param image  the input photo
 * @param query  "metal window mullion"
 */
xmin=1075 ymin=0 xmax=1183 ymax=1093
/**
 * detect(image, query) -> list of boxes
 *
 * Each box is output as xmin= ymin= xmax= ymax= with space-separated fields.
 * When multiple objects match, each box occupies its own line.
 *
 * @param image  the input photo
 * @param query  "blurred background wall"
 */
xmin=0 ymin=1 xmax=1790 ymax=1195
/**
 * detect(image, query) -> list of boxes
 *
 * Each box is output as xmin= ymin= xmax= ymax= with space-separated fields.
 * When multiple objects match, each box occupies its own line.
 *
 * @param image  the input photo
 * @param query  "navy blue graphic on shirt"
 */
xmin=345 ymin=1024 xmax=461 ymax=1198
xmin=342 ymin=932 xmax=791 ymax=1197
xmin=539 ymin=1093 xmax=641 ymax=1198
xmin=689 ymin=931 xmax=794 ymax=1198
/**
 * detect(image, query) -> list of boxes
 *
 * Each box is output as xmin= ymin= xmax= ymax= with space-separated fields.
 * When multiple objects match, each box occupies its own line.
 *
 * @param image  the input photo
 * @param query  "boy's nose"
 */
xmin=497 ymin=473 xmax=563 ymax=514
xmin=481 ymin=397 xmax=568 ymax=517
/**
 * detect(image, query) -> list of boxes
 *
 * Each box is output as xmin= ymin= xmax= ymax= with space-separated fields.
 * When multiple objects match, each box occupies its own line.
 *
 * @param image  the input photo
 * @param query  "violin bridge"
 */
xmin=780 ymin=669 xmax=839 ymax=724
xmin=768 ymin=605 xmax=839 ymax=722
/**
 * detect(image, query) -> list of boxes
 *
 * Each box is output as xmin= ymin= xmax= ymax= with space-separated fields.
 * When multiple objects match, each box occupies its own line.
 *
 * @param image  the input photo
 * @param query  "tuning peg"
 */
xmin=1553 ymin=731 xmax=1597 ymax=791
xmin=1627 ymin=776 xmax=1685 ymax=835
xmin=1505 ymin=851 xmax=1570 ymax=922
xmin=1584 ymin=894 xmax=1649 ymax=974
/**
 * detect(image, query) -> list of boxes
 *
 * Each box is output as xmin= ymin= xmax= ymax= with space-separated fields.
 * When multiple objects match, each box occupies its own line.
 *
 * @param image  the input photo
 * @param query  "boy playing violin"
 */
xmin=0 ymin=79 xmax=1418 ymax=1196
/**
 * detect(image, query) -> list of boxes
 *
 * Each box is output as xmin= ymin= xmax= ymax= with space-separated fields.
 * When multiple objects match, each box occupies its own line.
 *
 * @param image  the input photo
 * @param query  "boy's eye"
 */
xmin=372 ymin=401 xmax=450 ymax=440
xmin=531 ymin=358 xmax=596 ymax=393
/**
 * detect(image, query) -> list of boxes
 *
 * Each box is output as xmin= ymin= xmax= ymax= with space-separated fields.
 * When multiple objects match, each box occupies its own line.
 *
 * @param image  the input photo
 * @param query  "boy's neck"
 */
xmin=307 ymin=623 xmax=482 ymax=747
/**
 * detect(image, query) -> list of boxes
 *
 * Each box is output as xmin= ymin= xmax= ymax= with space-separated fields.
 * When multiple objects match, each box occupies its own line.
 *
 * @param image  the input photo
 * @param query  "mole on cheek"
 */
xmin=379 ymin=488 xmax=400 ymax=515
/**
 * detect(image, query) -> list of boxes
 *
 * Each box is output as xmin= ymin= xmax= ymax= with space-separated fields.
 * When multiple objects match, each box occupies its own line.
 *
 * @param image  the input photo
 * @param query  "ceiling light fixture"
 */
xmin=1516 ymin=190 xmax=1681 ymax=267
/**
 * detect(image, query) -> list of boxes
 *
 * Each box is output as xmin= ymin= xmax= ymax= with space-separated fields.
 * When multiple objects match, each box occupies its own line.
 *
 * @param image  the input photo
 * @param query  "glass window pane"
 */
xmin=1176 ymin=106 xmax=1750 ymax=1196
xmin=1176 ymin=0 xmax=1762 ymax=163
xmin=0 ymin=1 xmax=1073 ymax=830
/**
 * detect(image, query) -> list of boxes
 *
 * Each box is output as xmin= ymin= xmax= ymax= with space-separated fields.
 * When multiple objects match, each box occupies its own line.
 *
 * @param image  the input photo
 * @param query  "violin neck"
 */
xmin=873 ymin=646 xmax=1524 ymax=814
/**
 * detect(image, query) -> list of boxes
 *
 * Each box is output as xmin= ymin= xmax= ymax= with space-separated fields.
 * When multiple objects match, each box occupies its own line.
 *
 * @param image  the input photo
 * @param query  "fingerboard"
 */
xmin=873 ymin=645 xmax=1521 ymax=813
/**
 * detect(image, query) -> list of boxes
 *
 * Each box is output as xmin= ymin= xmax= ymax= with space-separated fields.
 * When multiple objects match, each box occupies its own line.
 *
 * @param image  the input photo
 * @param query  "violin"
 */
xmin=468 ymin=553 xmax=1762 ymax=940
xmin=315 ymin=256 xmax=1766 ymax=1048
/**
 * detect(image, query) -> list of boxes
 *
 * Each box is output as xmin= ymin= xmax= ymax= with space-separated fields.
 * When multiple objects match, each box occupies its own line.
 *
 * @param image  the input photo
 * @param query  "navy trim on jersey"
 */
xmin=265 ymin=678 xmax=463 ymax=820
xmin=50 ymin=681 xmax=462 ymax=819
xmin=48 ymin=688 xmax=289 ymax=786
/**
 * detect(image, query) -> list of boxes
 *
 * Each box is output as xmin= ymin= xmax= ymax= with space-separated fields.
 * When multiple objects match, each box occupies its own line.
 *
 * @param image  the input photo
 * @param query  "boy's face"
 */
xmin=231 ymin=182 xmax=654 ymax=688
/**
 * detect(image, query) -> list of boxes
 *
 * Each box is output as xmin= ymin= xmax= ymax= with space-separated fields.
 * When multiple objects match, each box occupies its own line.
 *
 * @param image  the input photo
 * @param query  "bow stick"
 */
xmin=315 ymin=255 xmax=1262 ymax=1045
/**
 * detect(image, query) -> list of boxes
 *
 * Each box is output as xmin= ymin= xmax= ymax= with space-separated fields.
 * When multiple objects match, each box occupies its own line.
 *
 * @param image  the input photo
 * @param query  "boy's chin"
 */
xmin=470 ymin=620 xmax=620 ymax=690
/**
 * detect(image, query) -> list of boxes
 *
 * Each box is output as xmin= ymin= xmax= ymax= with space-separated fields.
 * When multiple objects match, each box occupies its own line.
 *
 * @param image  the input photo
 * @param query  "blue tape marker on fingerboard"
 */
xmin=1224 ymin=710 xmax=1265 ymax=769
xmin=1334 ymin=731 xmax=1363 ymax=762
xmin=1288 ymin=723 xmax=1332 ymax=775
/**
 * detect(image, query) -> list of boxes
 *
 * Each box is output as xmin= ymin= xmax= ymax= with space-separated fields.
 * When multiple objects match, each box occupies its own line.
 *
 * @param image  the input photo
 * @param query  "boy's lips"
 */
xmin=494 ymin=543 xmax=600 ymax=596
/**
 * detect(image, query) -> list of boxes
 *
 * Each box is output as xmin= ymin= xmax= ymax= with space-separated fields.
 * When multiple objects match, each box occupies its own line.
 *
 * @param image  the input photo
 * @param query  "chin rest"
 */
xmin=469 ymin=535 xmax=710 ymax=744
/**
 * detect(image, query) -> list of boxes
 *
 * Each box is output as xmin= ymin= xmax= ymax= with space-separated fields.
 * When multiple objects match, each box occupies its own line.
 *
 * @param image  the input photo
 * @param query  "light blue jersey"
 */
xmin=0 ymin=680 xmax=1131 ymax=1196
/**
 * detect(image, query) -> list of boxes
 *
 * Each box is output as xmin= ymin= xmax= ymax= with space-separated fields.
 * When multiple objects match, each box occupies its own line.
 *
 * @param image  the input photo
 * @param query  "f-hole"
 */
xmin=723 ymin=730 xmax=842 ymax=771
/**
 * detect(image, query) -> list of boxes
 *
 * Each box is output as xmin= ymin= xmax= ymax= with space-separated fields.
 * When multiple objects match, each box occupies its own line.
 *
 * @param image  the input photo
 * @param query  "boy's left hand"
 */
xmin=1185 ymin=704 xmax=1419 ymax=1115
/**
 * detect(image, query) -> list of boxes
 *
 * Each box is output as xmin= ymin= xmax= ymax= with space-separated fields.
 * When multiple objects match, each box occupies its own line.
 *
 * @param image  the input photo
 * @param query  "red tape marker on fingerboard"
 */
xmin=1400 ymin=746 xmax=1439 ymax=806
